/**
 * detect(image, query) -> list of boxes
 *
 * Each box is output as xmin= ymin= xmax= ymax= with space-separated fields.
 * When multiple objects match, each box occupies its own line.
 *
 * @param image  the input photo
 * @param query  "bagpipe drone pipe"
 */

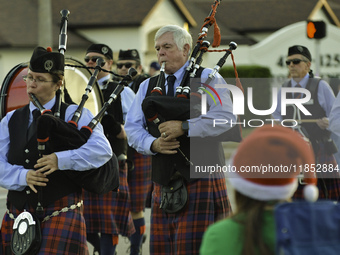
xmin=141 ymin=3 xmax=244 ymax=183
xmin=142 ymin=0 xmax=243 ymax=148
xmin=32 ymin=66 xmax=137 ymax=195
xmin=31 ymin=10 xmax=136 ymax=195
xmin=141 ymin=45 xmax=242 ymax=179
xmin=142 ymin=43 xmax=242 ymax=141
xmin=32 ymin=65 xmax=137 ymax=194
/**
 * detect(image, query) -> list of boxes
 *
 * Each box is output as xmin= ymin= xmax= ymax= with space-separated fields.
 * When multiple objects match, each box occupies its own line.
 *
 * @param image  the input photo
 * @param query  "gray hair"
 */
xmin=301 ymin=55 xmax=310 ymax=63
xmin=155 ymin=25 xmax=192 ymax=55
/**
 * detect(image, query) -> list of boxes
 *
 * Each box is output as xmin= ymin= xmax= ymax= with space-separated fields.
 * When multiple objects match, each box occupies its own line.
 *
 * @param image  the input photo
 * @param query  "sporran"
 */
xmin=160 ymin=176 xmax=188 ymax=214
xmin=11 ymin=211 xmax=42 ymax=255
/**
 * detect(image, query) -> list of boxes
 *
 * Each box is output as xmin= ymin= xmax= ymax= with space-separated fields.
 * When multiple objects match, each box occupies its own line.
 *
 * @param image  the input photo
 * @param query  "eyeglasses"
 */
xmin=285 ymin=59 xmax=307 ymax=65
xmin=117 ymin=62 xmax=134 ymax=69
xmin=23 ymin=75 xmax=54 ymax=85
xmin=84 ymin=56 xmax=105 ymax=63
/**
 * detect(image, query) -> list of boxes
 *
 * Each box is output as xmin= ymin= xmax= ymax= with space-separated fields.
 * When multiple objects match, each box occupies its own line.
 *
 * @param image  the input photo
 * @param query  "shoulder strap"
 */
xmin=306 ymin=77 xmax=321 ymax=100
xmin=146 ymin=76 xmax=159 ymax=97
xmin=132 ymin=74 xmax=149 ymax=93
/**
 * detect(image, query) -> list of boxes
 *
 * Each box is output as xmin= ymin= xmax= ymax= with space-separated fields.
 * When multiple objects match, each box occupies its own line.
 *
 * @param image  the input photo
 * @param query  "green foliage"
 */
xmin=219 ymin=65 xmax=273 ymax=122
xmin=219 ymin=65 xmax=272 ymax=79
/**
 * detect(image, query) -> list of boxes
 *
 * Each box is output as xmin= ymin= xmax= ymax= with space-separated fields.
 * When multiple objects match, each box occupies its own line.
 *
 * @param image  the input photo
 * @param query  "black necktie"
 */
xmin=167 ymin=75 xmax=176 ymax=97
xmin=27 ymin=109 xmax=40 ymax=141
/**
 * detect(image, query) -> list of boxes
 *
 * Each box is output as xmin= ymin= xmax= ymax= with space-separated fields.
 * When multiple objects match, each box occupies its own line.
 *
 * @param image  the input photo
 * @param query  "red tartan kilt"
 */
xmin=128 ymin=151 xmax=152 ymax=212
xmin=293 ymin=146 xmax=340 ymax=200
xmin=83 ymin=161 xmax=135 ymax=237
xmin=1 ymin=192 xmax=88 ymax=255
xmin=150 ymin=173 xmax=232 ymax=255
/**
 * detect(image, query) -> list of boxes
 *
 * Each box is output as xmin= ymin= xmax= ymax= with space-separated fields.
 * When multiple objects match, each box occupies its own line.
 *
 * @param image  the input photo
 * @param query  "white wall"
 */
xmin=249 ymin=21 xmax=340 ymax=80
xmin=0 ymin=49 xmax=32 ymax=85
xmin=2 ymin=3 xmax=340 ymax=90
xmin=73 ymin=0 xmax=189 ymax=73
xmin=199 ymin=20 xmax=340 ymax=85
xmin=76 ymin=27 xmax=142 ymax=56
xmin=141 ymin=0 xmax=189 ymax=70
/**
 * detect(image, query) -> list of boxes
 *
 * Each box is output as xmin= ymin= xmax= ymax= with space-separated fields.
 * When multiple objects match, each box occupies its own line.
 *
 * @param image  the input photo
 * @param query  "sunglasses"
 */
xmin=117 ymin=62 xmax=134 ymax=69
xmin=84 ymin=56 xmax=105 ymax=63
xmin=285 ymin=59 xmax=306 ymax=65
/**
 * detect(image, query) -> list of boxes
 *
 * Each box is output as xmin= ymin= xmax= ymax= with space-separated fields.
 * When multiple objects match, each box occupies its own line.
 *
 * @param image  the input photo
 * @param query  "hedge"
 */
xmin=219 ymin=65 xmax=273 ymax=122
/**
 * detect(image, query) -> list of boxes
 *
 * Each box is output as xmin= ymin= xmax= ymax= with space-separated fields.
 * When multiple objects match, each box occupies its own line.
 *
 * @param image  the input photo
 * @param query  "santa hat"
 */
xmin=229 ymin=125 xmax=318 ymax=202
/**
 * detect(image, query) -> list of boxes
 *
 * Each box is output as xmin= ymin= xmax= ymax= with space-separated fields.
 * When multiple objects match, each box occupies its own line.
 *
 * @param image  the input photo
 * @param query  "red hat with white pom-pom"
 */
xmin=229 ymin=125 xmax=318 ymax=202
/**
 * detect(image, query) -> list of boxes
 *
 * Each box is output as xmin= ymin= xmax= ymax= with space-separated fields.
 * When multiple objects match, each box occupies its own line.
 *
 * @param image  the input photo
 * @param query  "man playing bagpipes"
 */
xmin=83 ymin=43 xmax=136 ymax=255
xmin=0 ymin=46 xmax=112 ymax=254
xmin=273 ymin=45 xmax=340 ymax=201
xmin=125 ymin=25 xmax=236 ymax=255
xmin=116 ymin=49 xmax=153 ymax=255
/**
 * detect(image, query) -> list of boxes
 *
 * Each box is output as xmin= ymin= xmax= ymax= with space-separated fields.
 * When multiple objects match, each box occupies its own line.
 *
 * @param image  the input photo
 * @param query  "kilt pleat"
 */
xmin=128 ymin=152 xmax=152 ymax=212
